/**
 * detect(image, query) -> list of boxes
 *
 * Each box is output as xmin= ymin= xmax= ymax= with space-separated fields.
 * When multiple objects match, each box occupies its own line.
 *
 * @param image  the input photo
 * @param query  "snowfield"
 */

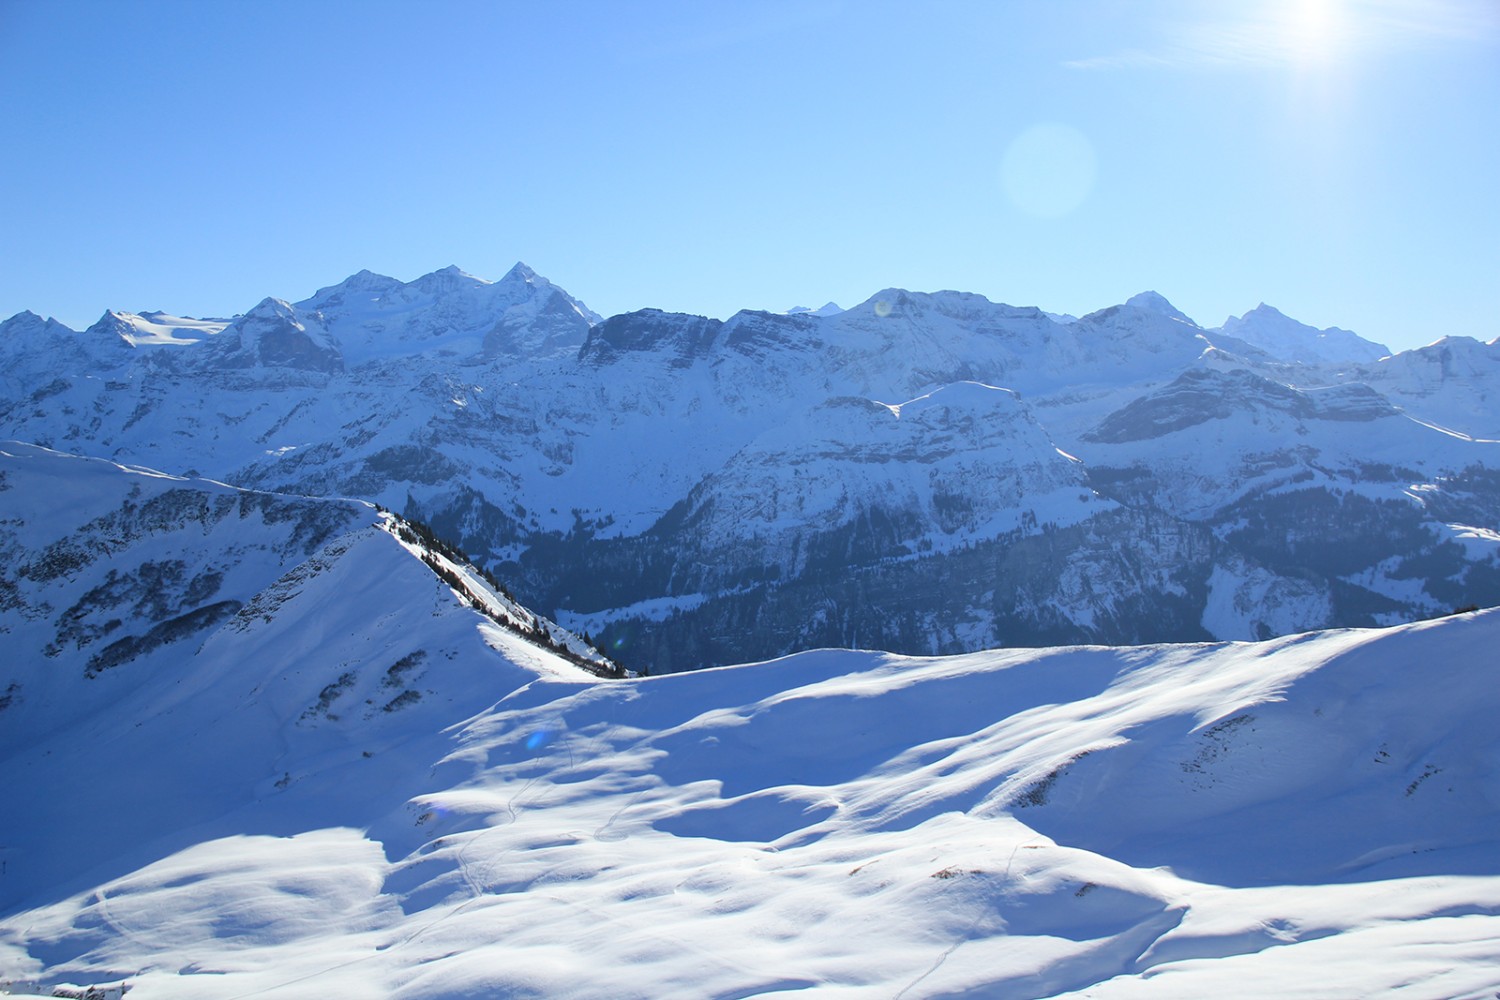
xmin=3 ymin=437 xmax=1498 ymax=997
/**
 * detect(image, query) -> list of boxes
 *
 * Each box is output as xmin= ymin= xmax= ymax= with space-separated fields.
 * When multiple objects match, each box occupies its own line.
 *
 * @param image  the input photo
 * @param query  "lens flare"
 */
xmin=1000 ymin=123 xmax=1098 ymax=219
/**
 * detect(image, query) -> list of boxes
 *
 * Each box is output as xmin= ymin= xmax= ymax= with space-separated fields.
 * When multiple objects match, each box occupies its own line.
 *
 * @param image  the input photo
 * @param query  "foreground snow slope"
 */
xmin=3 ymin=437 xmax=1498 ymax=1000
xmin=0 ymin=442 xmax=611 ymax=910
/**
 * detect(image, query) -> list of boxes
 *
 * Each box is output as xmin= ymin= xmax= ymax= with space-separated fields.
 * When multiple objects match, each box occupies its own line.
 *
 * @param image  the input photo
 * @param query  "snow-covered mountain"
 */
xmin=1 ymin=265 xmax=1496 ymax=671
xmin=1218 ymin=303 xmax=1391 ymax=365
xmin=89 ymin=310 xmax=231 ymax=348
xmin=296 ymin=262 xmax=600 ymax=364
xmin=1345 ymin=335 xmax=1500 ymax=440
xmin=786 ymin=300 xmax=844 ymax=317
xmin=3 ymin=444 xmax=1498 ymax=997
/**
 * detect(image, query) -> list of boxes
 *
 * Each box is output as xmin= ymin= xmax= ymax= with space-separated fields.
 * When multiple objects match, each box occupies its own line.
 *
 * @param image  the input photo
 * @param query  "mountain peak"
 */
xmin=0 ymin=309 xmax=71 ymax=339
xmin=787 ymin=302 xmax=844 ymax=318
xmin=1125 ymin=291 xmax=1196 ymax=326
xmin=1220 ymin=304 xmax=1390 ymax=365
xmin=297 ymin=269 xmax=403 ymax=312
xmin=502 ymin=261 xmax=539 ymax=284
xmin=82 ymin=311 xmax=141 ymax=351
xmin=207 ymin=298 xmax=343 ymax=373
xmin=244 ymin=296 xmax=299 ymax=321
xmin=345 ymin=268 xmax=400 ymax=288
xmin=410 ymin=265 xmax=489 ymax=293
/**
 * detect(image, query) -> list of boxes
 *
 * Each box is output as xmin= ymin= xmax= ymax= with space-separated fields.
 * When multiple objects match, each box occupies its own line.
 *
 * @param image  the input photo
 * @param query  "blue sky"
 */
xmin=1 ymin=0 xmax=1495 ymax=351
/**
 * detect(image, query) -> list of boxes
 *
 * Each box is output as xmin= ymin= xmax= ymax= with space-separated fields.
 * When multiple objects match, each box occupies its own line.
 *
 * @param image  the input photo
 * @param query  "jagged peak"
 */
xmin=501 ymin=261 xmax=539 ymax=284
xmin=81 ymin=311 xmax=139 ymax=350
xmin=495 ymin=262 xmax=603 ymax=325
xmin=1 ymin=309 xmax=71 ymax=335
xmin=244 ymin=296 xmax=300 ymax=321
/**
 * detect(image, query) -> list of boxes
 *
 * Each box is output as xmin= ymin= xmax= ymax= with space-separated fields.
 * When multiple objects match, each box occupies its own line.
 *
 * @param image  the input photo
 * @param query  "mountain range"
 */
xmin=3 ymin=263 xmax=1496 ymax=672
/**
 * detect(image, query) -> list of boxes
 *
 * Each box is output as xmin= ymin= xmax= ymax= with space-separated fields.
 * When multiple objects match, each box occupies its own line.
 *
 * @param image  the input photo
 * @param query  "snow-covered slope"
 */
xmin=90 ymin=310 xmax=230 ymax=348
xmin=0 ymin=310 xmax=133 ymax=395
xmin=1078 ymin=367 xmax=1498 ymax=517
xmin=0 ymin=442 xmax=619 ymax=923
xmin=1348 ymin=335 xmax=1500 ymax=440
xmin=678 ymin=382 xmax=1098 ymax=561
xmin=193 ymin=297 xmax=346 ymax=374
xmin=3 ymin=452 xmax=1498 ymax=1000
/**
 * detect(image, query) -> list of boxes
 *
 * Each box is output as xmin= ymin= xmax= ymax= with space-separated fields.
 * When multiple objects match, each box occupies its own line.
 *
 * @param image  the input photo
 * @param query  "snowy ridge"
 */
xmin=0 ymin=443 xmax=626 ymax=990
xmin=378 ymin=511 xmax=625 ymax=678
xmin=296 ymin=261 xmax=601 ymax=365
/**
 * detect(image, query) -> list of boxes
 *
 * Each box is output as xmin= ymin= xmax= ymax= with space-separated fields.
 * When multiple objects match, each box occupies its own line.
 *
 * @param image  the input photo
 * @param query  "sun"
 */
xmin=1291 ymin=0 xmax=1339 ymax=38
xmin=1281 ymin=0 xmax=1350 ymax=64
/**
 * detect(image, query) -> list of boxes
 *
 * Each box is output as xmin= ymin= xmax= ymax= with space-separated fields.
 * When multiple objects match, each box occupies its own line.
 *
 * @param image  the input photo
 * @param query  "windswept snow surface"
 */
xmin=2 ymin=441 xmax=1498 ymax=999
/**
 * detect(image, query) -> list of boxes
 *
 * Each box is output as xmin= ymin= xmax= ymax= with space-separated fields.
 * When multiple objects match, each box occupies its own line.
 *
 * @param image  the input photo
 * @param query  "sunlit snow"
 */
xmin=2 ymin=447 xmax=1498 ymax=998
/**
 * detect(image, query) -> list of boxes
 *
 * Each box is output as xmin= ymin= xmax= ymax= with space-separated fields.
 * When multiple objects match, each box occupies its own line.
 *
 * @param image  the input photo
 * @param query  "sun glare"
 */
xmin=1281 ymin=0 xmax=1350 ymax=65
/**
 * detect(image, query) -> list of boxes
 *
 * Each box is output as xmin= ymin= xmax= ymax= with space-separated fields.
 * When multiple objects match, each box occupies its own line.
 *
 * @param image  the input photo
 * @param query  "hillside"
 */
xmin=3 ymin=451 xmax=1498 ymax=995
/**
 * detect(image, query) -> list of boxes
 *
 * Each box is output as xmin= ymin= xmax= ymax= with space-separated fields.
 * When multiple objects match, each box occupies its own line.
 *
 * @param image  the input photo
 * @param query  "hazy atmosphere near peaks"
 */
xmin=1 ymin=0 xmax=1496 ymax=350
